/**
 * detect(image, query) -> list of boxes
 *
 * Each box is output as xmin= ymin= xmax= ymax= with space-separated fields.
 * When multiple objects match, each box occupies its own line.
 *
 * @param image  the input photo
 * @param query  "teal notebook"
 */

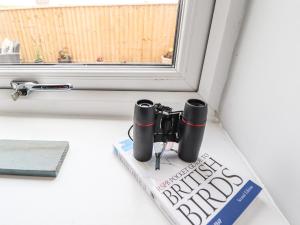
xmin=0 ymin=139 xmax=69 ymax=177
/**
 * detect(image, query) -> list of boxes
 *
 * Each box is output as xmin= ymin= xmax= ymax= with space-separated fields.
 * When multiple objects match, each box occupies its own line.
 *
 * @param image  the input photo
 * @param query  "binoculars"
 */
xmin=133 ymin=99 xmax=207 ymax=163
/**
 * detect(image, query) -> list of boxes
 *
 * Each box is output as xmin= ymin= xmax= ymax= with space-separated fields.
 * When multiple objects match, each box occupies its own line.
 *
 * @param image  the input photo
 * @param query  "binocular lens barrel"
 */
xmin=178 ymin=99 xmax=208 ymax=162
xmin=133 ymin=99 xmax=155 ymax=162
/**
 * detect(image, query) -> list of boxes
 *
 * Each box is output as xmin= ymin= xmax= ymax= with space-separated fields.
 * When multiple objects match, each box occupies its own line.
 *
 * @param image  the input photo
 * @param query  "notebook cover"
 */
xmin=0 ymin=139 xmax=69 ymax=177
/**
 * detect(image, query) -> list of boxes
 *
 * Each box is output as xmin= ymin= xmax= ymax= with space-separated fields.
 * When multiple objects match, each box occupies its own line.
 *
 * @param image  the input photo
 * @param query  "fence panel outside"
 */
xmin=0 ymin=4 xmax=178 ymax=64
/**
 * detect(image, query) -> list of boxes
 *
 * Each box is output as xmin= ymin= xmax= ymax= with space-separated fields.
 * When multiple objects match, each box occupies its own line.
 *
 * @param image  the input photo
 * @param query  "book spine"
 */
xmin=114 ymin=147 xmax=179 ymax=225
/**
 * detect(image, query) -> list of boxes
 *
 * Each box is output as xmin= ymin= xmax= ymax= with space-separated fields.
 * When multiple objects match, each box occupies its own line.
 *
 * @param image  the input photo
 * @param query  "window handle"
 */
xmin=10 ymin=81 xmax=73 ymax=101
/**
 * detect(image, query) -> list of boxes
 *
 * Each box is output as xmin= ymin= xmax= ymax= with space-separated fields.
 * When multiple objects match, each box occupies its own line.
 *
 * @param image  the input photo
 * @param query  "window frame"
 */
xmin=0 ymin=0 xmax=247 ymax=115
xmin=0 ymin=0 xmax=215 ymax=91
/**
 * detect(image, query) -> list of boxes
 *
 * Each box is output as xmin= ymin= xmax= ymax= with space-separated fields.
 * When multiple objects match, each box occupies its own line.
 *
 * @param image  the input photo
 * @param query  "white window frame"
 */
xmin=0 ymin=0 xmax=214 ymax=91
xmin=0 ymin=0 xmax=247 ymax=116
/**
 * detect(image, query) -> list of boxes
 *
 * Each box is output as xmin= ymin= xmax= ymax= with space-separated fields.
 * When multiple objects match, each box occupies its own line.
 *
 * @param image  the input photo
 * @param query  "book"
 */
xmin=114 ymin=138 xmax=262 ymax=225
xmin=0 ymin=139 xmax=69 ymax=177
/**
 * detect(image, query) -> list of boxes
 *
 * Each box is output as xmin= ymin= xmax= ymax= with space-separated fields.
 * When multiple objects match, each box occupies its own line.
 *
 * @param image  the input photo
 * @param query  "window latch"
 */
xmin=10 ymin=80 xmax=73 ymax=101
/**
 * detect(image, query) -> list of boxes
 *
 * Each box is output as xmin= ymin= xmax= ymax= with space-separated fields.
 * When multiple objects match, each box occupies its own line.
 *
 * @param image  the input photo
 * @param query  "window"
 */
xmin=0 ymin=0 xmax=215 ymax=91
xmin=0 ymin=0 xmax=180 ymax=65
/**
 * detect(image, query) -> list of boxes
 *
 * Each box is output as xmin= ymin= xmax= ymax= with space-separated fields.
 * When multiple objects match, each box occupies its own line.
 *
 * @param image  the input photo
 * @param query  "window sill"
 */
xmin=0 ymin=115 xmax=289 ymax=225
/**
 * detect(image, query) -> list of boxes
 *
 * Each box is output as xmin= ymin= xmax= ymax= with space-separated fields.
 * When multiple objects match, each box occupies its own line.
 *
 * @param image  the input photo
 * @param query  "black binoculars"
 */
xmin=133 ymin=99 xmax=207 ymax=163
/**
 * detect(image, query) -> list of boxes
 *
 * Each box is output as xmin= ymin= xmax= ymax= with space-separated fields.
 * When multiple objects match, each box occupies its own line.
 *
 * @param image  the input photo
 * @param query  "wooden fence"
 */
xmin=0 ymin=4 xmax=178 ymax=63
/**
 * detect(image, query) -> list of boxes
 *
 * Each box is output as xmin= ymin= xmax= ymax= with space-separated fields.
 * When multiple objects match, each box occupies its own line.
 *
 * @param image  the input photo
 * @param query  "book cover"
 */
xmin=114 ymin=138 xmax=262 ymax=225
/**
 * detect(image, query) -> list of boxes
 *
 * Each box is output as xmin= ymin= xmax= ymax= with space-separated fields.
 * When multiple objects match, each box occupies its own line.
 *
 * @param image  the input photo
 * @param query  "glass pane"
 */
xmin=0 ymin=0 xmax=179 ymax=65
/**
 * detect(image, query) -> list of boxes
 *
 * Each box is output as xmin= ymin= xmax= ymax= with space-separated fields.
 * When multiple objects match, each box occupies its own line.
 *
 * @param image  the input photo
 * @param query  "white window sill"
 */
xmin=0 ymin=115 xmax=288 ymax=225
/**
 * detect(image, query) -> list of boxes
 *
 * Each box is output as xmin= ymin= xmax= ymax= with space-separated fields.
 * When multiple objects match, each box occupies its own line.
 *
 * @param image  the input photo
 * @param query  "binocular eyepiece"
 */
xmin=133 ymin=98 xmax=207 ymax=163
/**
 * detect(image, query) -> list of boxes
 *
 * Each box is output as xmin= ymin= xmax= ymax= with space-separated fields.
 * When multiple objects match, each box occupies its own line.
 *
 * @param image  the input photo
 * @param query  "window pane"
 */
xmin=0 ymin=0 xmax=179 ymax=65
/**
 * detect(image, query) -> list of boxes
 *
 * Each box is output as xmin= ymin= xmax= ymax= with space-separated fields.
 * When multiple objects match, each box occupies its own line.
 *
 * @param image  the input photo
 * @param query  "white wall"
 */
xmin=220 ymin=0 xmax=300 ymax=224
